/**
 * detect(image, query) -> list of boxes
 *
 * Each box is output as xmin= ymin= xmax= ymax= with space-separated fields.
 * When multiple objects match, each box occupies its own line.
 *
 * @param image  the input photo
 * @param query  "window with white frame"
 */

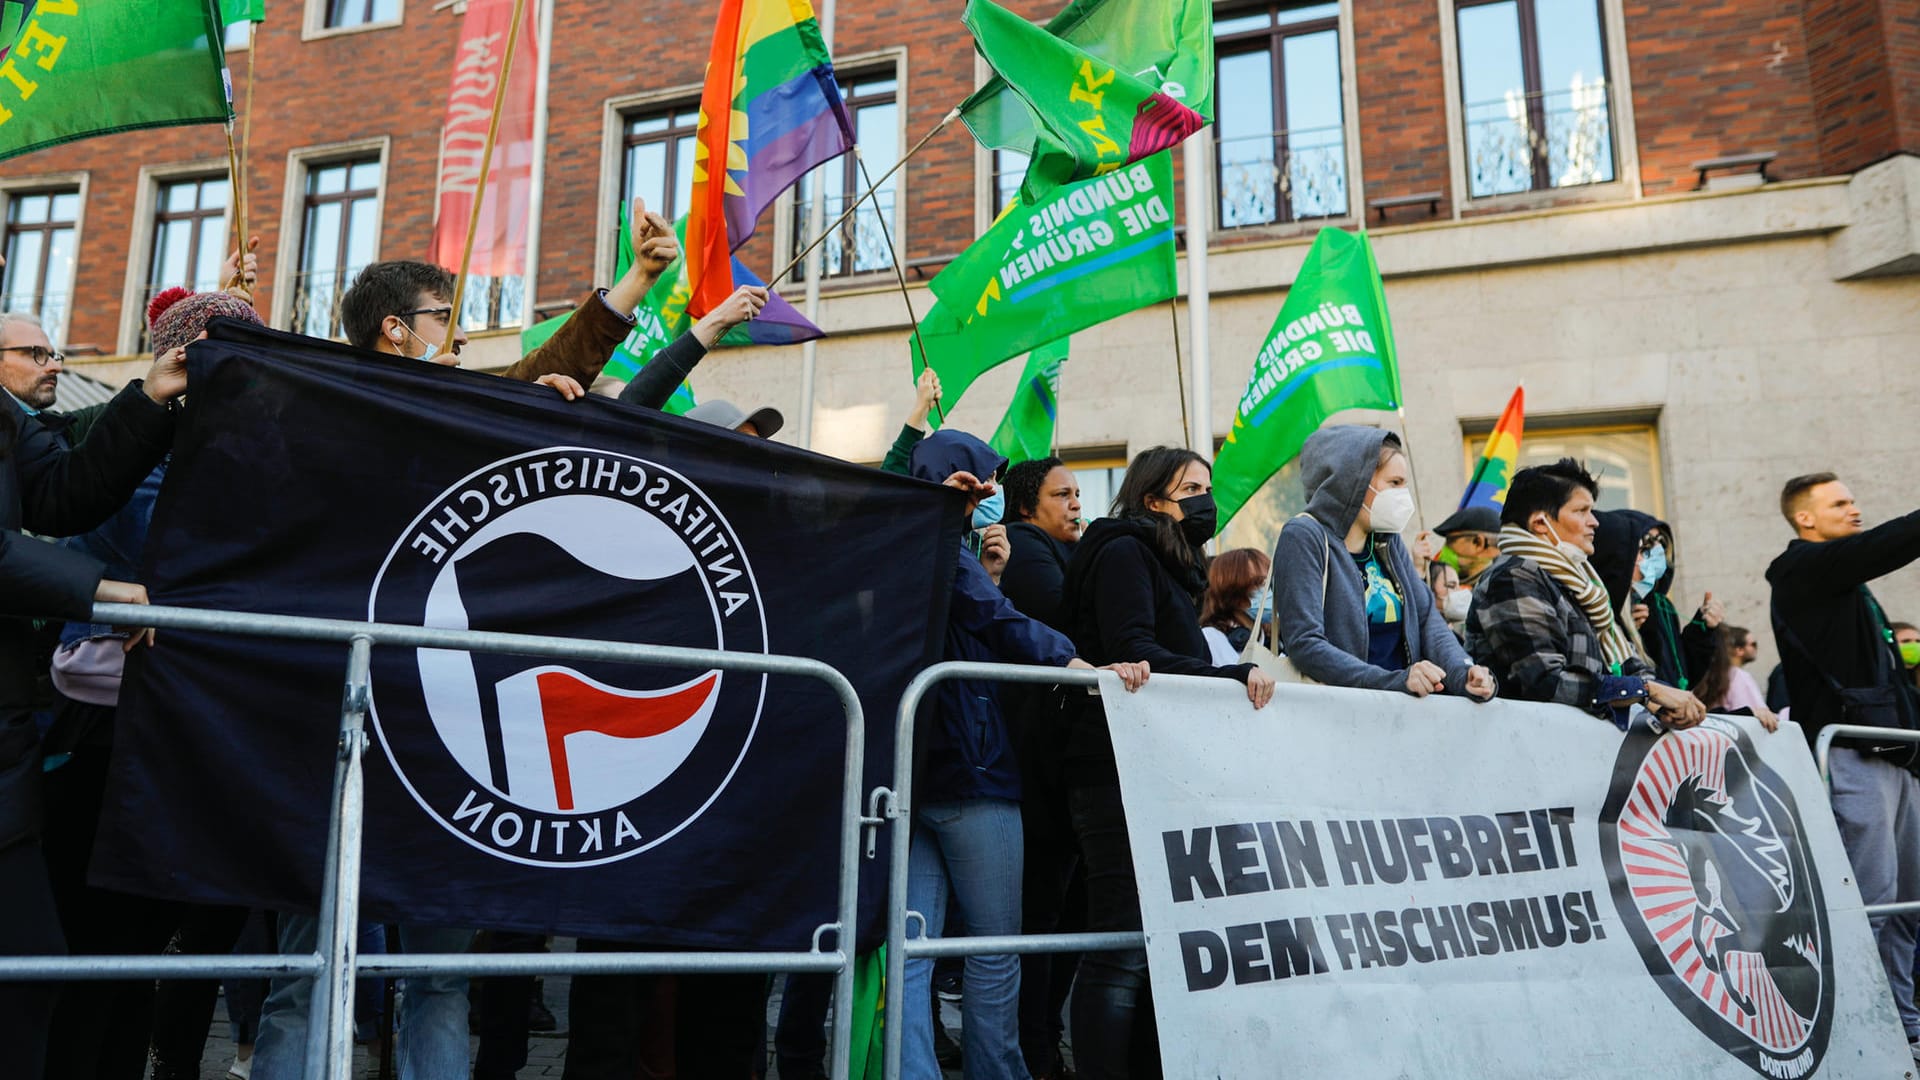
xmin=790 ymin=70 xmax=899 ymax=281
xmin=620 ymin=102 xmax=700 ymax=223
xmin=141 ymin=175 xmax=231 ymax=351
xmin=323 ymin=0 xmax=399 ymax=30
xmin=1 ymin=188 xmax=80 ymax=346
xmin=1212 ymin=2 xmax=1349 ymax=228
xmin=990 ymin=148 xmax=1028 ymax=217
xmin=292 ymin=158 xmax=381 ymax=339
xmin=1455 ymin=0 xmax=1616 ymax=198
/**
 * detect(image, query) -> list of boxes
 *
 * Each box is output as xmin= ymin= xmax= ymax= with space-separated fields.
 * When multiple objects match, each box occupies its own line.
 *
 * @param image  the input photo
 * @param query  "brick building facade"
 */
xmin=2 ymin=0 xmax=1918 ymax=658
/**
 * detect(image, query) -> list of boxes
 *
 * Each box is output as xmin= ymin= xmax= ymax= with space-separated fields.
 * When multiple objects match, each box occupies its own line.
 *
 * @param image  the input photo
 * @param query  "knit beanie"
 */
xmin=147 ymin=287 xmax=264 ymax=354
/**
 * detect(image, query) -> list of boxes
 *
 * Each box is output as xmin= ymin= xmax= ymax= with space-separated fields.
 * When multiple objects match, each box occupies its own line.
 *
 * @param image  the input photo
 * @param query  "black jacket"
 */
xmin=1592 ymin=509 xmax=1712 ymax=689
xmin=1767 ymin=509 xmax=1920 ymax=750
xmin=1061 ymin=515 xmax=1253 ymax=786
xmin=999 ymin=522 xmax=1072 ymax=633
xmin=0 ymin=383 xmax=175 ymax=847
xmin=614 ymin=331 xmax=709 ymax=411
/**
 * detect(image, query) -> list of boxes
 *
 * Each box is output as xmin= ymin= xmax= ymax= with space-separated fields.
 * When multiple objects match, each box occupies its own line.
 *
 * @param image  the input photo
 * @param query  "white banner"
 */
xmin=1099 ymin=675 xmax=1909 ymax=1079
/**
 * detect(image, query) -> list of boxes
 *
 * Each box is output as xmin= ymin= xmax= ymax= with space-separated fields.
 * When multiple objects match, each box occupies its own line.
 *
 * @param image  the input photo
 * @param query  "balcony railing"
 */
xmin=791 ymin=189 xmax=899 ymax=282
xmin=1464 ymin=80 xmax=1615 ymax=198
xmin=458 ymin=273 xmax=526 ymax=333
xmin=1216 ymin=124 xmax=1349 ymax=228
xmin=0 ymin=291 xmax=70 ymax=347
xmin=288 ymin=267 xmax=363 ymax=341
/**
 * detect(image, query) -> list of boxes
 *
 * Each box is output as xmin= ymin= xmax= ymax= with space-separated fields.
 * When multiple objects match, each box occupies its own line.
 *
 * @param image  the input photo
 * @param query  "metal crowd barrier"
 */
xmin=1815 ymin=723 xmax=1920 ymax=918
xmin=874 ymin=661 xmax=1146 ymax=1080
xmin=0 ymin=603 xmax=871 ymax=1080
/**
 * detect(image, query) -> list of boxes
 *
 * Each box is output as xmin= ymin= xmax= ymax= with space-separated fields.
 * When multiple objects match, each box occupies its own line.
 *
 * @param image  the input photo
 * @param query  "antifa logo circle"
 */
xmin=1599 ymin=717 xmax=1833 ymax=1078
xmin=367 ymin=448 xmax=768 ymax=868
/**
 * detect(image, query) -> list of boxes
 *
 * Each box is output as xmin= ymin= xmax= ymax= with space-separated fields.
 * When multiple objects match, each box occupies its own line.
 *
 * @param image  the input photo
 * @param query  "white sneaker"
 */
xmin=227 ymin=1053 xmax=253 ymax=1080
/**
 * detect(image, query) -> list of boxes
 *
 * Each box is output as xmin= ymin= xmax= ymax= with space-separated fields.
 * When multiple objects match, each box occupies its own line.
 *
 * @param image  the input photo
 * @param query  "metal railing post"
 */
xmin=1815 ymin=724 xmax=1920 ymax=917
xmin=883 ymin=661 xmax=1113 ymax=1078
xmin=824 ymin=666 xmax=865 ymax=1080
xmin=307 ymin=633 xmax=374 ymax=1080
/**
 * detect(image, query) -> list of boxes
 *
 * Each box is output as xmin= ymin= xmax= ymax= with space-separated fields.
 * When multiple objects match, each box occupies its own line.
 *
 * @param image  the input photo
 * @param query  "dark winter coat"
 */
xmin=908 ymin=431 xmax=1075 ymax=803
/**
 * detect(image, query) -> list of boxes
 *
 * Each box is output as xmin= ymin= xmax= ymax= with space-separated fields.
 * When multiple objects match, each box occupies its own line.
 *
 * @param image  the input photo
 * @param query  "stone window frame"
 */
xmin=270 ymin=137 xmax=392 ymax=336
xmin=1436 ymin=0 xmax=1643 ymax=215
xmin=115 ymin=160 xmax=232 ymax=354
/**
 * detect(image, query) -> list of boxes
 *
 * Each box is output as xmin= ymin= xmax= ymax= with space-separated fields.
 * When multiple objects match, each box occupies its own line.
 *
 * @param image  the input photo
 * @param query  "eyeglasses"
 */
xmin=1 ymin=345 xmax=64 ymax=367
xmin=399 ymin=306 xmax=454 ymax=325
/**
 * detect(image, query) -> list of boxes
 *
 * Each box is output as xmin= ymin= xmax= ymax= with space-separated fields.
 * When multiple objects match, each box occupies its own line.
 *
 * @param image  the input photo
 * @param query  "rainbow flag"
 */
xmin=1459 ymin=385 xmax=1525 ymax=511
xmin=687 ymin=0 xmax=854 ymax=318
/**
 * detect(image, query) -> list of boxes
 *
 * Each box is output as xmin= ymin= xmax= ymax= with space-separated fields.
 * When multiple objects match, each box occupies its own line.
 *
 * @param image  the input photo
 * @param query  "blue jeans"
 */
xmin=252 ymin=916 xmax=474 ymax=1080
xmin=902 ymin=797 xmax=1028 ymax=1080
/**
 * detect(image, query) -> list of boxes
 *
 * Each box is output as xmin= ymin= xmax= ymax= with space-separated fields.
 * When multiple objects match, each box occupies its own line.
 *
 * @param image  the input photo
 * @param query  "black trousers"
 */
xmin=0 ymin=836 xmax=65 ymax=1080
xmin=773 ymin=971 xmax=832 ymax=1080
xmin=1068 ymin=784 xmax=1161 ymax=1080
xmin=1019 ymin=778 xmax=1084 ymax=1076
xmin=148 ymin=902 xmax=251 ymax=1076
xmin=563 ymin=939 xmax=765 ymax=1079
xmin=473 ymin=930 xmax=547 ymax=1080
xmin=42 ymin=743 xmax=182 ymax=1080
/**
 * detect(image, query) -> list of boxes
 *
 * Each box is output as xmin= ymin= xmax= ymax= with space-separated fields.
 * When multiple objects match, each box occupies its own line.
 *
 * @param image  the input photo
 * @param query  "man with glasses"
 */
xmin=0 ymin=312 xmax=65 ymax=417
xmin=1429 ymin=505 xmax=1503 ymax=585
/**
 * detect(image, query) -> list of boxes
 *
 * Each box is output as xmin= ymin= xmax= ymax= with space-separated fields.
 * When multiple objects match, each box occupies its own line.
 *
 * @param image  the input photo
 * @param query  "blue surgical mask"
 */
xmin=401 ymin=321 xmax=441 ymax=364
xmin=1244 ymin=585 xmax=1272 ymax=625
xmin=972 ymin=489 xmax=1004 ymax=529
xmin=1635 ymin=544 xmax=1668 ymax=597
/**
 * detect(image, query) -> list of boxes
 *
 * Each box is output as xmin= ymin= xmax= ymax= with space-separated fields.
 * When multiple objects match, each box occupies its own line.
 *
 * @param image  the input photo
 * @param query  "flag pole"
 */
xmin=441 ymin=0 xmax=531 ymax=355
xmin=855 ymin=150 xmax=945 ymax=427
xmin=521 ymin=0 xmax=554 ymax=324
xmin=770 ymin=107 xmax=960 ymax=289
xmin=224 ymin=121 xmax=246 ymax=287
xmin=1181 ymin=134 xmax=1213 ymax=460
xmin=1167 ymin=297 xmax=1190 ymax=449
xmin=796 ymin=0 xmax=837 ymax=450
xmin=240 ymin=20 xmax=257 ymax=243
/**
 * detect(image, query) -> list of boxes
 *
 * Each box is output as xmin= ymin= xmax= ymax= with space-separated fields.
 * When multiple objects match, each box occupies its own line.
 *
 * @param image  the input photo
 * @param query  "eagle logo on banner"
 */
xmin=1599 ymin=717 xmax=1834 ymax=1079
xmin=368 ymin=447 xmax=769 ymax=868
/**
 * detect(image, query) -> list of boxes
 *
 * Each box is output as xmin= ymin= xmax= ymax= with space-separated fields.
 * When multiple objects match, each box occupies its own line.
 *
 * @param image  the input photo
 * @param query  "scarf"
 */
xmin=1498 ymin=524 xmax=1638 ymax=670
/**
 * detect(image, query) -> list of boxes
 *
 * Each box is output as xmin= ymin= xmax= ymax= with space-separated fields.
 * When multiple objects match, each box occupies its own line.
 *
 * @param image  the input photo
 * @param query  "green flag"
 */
xmin=0 ymin=0 xmax=232 ymax=163
xmin=989 ymin=337 xmax=1066 ymax=465
xmin=519 ymin=205 xmax=698 ymax=415
xmin=913 ymin=152 xmax=1175 ymax=411
xmin=1212 ymin=228 xmax=1403 ymax=529
xmin=219 ymin=0 xmax=266 ymax=24
xmin=961 ymin=0 xmax=1205 ymax=205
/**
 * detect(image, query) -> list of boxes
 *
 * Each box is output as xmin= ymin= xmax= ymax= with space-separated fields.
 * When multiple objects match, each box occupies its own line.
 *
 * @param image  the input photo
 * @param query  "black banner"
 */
xmin=93 ymin=320 xmax=956 ymax=949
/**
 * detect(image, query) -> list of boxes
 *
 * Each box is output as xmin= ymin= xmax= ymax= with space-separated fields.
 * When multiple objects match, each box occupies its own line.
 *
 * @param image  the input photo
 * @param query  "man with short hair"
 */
xmin=1726 ymin=624 xmax=1759 ymax=669
xmin=1769 ymin=471 xmax=1920 ymax=1057
xmin=0 ymin=311 xmax=61 ymax=416
xmin=1465 ymin=457 xmax=1705 ymax=727
xmin=1429 ymin=504 xmax=1502 ymax=585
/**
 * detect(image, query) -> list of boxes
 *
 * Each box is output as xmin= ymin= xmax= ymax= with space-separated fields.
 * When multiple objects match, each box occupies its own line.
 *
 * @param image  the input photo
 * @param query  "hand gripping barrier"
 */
xmin=1815 ymin=724 xmax=1920 ymax=918
xmin=0 ymin=602 xmax=873 ymax=1080
xmin=875 ymin=661 xmax=1146 ymax=1080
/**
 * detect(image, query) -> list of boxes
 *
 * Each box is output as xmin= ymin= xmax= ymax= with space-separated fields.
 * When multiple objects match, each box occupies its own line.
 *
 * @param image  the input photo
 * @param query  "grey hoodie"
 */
xmin=1270 ymin=425 xmax=1476 ymax=694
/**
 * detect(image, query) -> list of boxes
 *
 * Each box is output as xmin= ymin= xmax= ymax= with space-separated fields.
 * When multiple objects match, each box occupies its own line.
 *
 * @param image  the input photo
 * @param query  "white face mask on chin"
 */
xmin=1442 ymin=588 xmax=1472 ymax=623
xmin=1538 ymin=517 xmax=1588 ymax=563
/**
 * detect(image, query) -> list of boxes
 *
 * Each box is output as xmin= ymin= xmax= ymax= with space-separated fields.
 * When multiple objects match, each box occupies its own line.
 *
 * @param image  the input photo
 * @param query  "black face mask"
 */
xmin=1173 ymin=492 xmax=1217 ymax=546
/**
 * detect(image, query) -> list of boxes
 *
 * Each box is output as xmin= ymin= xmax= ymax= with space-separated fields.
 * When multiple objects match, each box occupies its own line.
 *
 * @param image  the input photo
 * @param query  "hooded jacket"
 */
xmin=1060 ymin=514 xmax=1254 ymax=785
xmin=908 ymin=431 xmax=1076 ymax=804
xmin=1271 ymin=426 xmax=1475 ymax=694
xmin=1591 ymin=509 xmax=1711 ymax=689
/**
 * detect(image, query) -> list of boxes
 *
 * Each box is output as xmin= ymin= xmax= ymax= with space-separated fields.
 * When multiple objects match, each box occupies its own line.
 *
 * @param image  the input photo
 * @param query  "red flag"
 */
xmin=430 ymin=0 xmax=539 ymax=276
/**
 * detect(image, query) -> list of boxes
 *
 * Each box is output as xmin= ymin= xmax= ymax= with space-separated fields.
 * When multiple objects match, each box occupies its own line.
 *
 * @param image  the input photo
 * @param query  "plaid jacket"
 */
xmin=1465 ymin=553 xmax=1654 ymax=721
